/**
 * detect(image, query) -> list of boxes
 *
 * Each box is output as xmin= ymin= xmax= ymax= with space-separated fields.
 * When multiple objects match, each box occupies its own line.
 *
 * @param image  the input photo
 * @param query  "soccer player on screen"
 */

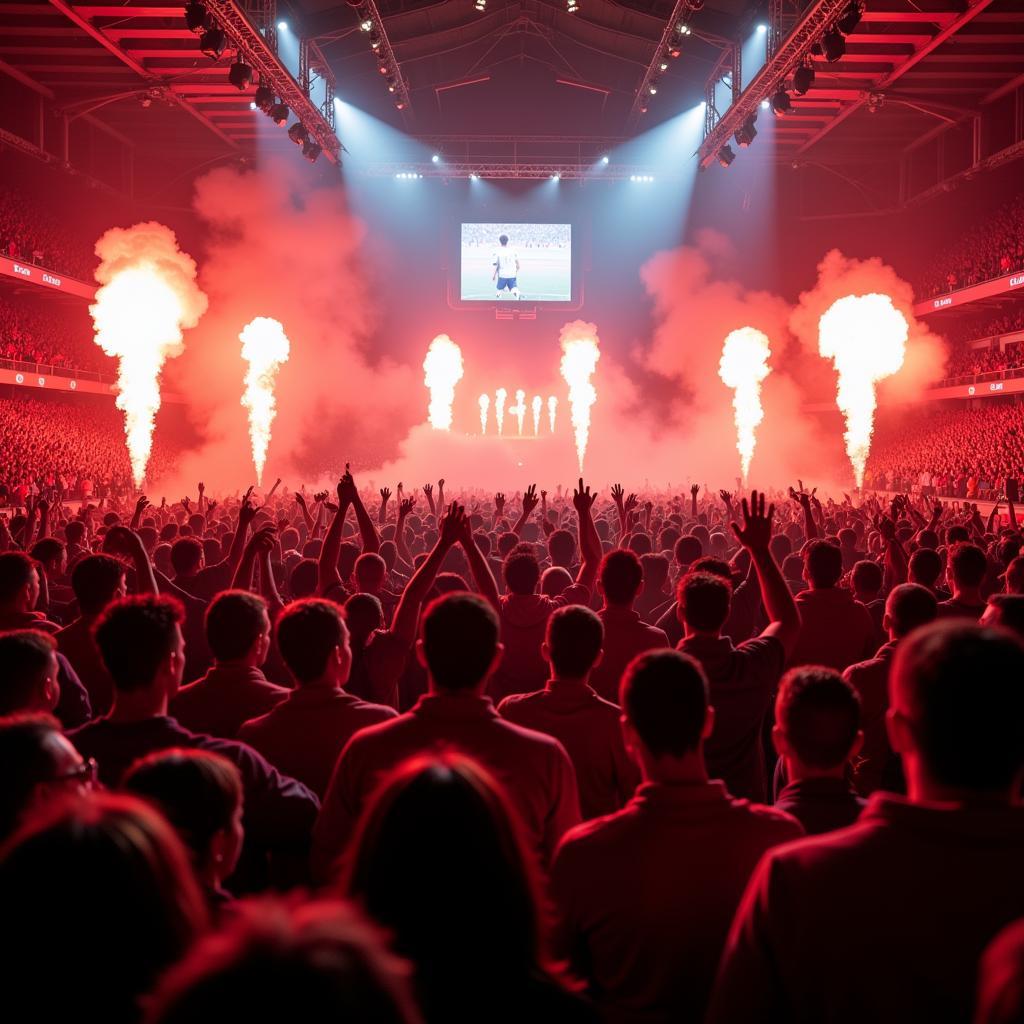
xmin=492 ymin=234 xmax=521 ymax=300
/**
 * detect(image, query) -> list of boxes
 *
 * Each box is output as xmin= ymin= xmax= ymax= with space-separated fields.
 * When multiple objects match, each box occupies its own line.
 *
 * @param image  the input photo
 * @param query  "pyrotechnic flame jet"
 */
xmin=718 ymin=327 xmax=772 ymax=485
xmin=240 ymin=317 xmax=290 ymax=485
xmin=548 ymin=396 xmax=558 ymax=433
xmin=423 ymin=335 xmax=464 ymax=431
xmin=479 ymin=393 xmax=490 ymax=434
xmin=559 ymin=326 xmax=600 ymax=471
xmin=532 ymin=395 xmax=542 ymax=435
xmin=495 ymin=388 xmax=507 ymax=436
xmin=513 ymin=389 xmax=527 ymax=436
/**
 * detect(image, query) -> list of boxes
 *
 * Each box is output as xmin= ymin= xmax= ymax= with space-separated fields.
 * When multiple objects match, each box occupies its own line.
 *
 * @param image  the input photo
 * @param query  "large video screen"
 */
xmin=460 ymin=223 xmax=572 ymax=302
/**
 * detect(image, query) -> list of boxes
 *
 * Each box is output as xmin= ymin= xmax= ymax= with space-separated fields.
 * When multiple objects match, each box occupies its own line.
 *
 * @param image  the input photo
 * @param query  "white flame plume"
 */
xmin=559 ymin=322 xmax=601 ymax=471
xmin=89 ymin=222 xmax=207 ymax=487
xmin=239 ymin=317 xmax=291 ymax=485
xmin=513 ymin=389 xmax=527 ymax=435
xmin=819 ymin=293 xmax=908 ymax=487
xmin=548 ymin=395 xmax=557 ymax=433
xmin=532 ymin=395 xmax=542 ymax=435
xmin=718 ymin=327 xmax=772 ymax=484
xmin=495 ymin=388 xmax=507 ymax=436
xmin=423 ymin=334 xmax=464 ymax=431
xmin=479 ymin=393 xmax=490 ymax=434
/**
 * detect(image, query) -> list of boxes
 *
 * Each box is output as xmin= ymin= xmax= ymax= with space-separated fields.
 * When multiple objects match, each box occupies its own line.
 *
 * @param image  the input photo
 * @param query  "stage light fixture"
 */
xmin=254 ymin=85 xmax=274 ymax=112
xmin=639 ymin=100 xmax=649 ymax=113
xmin=302 ymin=140 xmax=322 ymax=163
xmin=760 ymin=98 xmax=770 ymax=109
xmin=199 ymin=27 xmax=225 ymax=59
xmin=249 ymin=101 xmax=257 ymax=110
xmin=395 ymin=100 xmax=406 ymax=110
xmin=360 ymin=17 xmax=373 ymax=31
xmin=378 ymin=62 xmax=390 ymax=75
xmin=659 ymin=60 xmax=669 ymax=71
xmin=287 ymin=122 xmax=308 ymax=146
xmin=770 ymin=89 xmax=791 ymax=116
xmin=268 ymin=102 xmax=289 ymax=125
xmin=386 ymin=78 xmax=397 ymax=93
xmin=648 ymin=81 xmax=658 ymax=95
xmin=475 ymin=0 xmax=486 ymax=8
xmin=735 ymin=113 xmax=757 ymax=147
xmin=821 ymin=27 xmax=846 ymax=62
xmin=469 ymin=173 xmax=479 ymax=180
xmin=228 ymin=60 xmax=252 ymax=90
xmin=836 ymin=1 xmax=862 ymax=35
xmin=689 ymin=0 xmax=704 ymax=10
xmin=184 ymin=2 xmax=209 ymax=34
xmin=432 ymin=154 xmax=440 ymax=163
xmin=277 ymin=20 xmax=288 ymax=30
xmin=757 ymin=23 xmax=767 ymax=32
xmin=551 ymin=173 xmax=560 ymax=180
xmin=668 ymin=44 xmax=682 ymax=58
xmin=601 ymin=155 xmax=609 ymax=164
xmin=717 ymin=145 xmax=735 ymax=167
xmin=792 ymin=63 xmax=815 ymax=95
xmin=369 ymin=30 xmax=381 ymax=49
xmin=678 ymin=23 xmax=692 ymax=35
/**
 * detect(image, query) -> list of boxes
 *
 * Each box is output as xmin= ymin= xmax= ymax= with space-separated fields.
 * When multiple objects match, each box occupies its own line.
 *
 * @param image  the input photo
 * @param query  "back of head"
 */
xmin=93 ymin=595 xmax=184 ymax=694
xmin=546 ymin=605 xmax=603 ymax=680
xmin=540 ymin=566 xmax=573 ymax=598
xmin=0 ymin=551 xmax=35 ymax=606
xmin=621 ymin=649 xmax=709 ymax=758
xmin=0 ymin=792 xmax=206 ymax=1022
xmin=275 ymin=598 xmax=349 ymax=685
xmin=71 ymin=554 xmax=125 ymax=617
xmin=600 ymin=549 xmax=644 ymax=606
xmin=885 ymin=583 xmax=938 ymax=638
xmin=337 ymin=541 xmax=361 ymax=582
xmin=892 ymin=622 xmax=1024 ymax=793
xmin=123 ymin=748 xmax=243 ymax=871
xmin=804 ymin=539 xmax=843 ymax=588
xmin=205 ymin=590 xmax=269 ymax=663
xmin=1005 ymin=556 xmax=1024 ymax=596
xmin=547 ymin=529 xmax=575 ymax=568
xmin=65 ymin=520 xmax=85 ymax=547
xmin=289 ymin=557 xmax=318 ymax=599
xmin=909 ymin=547 xmax=943 ymax=589
xmin=775 ymin=667 xmax=861 ymax=771
xmin=947 ymin=524 xmax=970 ymax=545
xmin=343 ymin=753 xmax=543 ymax=990
xmin=838 ymin=528 xmax=857 ymax=550
xmin=628 ymin=533 xmax=653 ymax=557
xmin=355 ymin=552 xmax=387 ymax=593
xmin=782 ymin=552 xmax=804 ymax=582
xmin=640 ymin=553 xmax=670 ymax=591
xmin=984 ymin=595 xmax=1024 ymax=639
xmin=30 ymin=538 xmax=64 ymax=571
xmin=0 ymin=713 xmax=65 ymax=843
xmin=948 ymin=541 xmax=988 ymax=590
xmin=678 ymin=571 xmax=732 ymax=634
xmin=146 ymin=898 xmax=421 ymax=1024
xmin=0 ymin=630 xmax=56 ymax=715
xmin=344 ymin=592 xmax=385 ymax=650
xmin=852 ymin=559 xmax=883 ymax=597
xmin=504 ymin=549 xmax=540 ymax=596
xmin=421 ymin=593 xmax=499 ymax=692
xmin=769 ymin=534 xmax=792 ymax=565
xmin=170 ymin=537 xmax=203 ymax=576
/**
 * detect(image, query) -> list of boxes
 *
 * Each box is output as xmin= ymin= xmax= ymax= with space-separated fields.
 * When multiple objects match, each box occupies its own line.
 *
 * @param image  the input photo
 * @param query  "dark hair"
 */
xmin=678 ymin=571 xmax=732 ymax=633
xmin=504 ymin=550 xmax=540 ymax=596
xmin=1005 ymin=556 xmax=1024 ymax=596
xmin=170 ymin=537 xmax=204 ymax=576
xmin=776 ymin=667 xmax=861 ymax=770
xmin=124 ymin=748 xmax=243 ymax=868
xmin=65 ymin=521 xmax=86 ymax=546
xmin=342 ymin=753 xmax=560 ymax=1017
xmin=599 ymin=549 xmax=643 ymax=605
xmin=546 ymin=606 xmax=603 ymax=679
xmin=541 ymin=566 xmax=573 ymax=598
xmin=289 ymin=558 xmax=318 ymax=599
xmin=547 ymin=530 xmax=576 ymax=568
xmin=948 ymin=542 xmax=987 ymax=589
xmin=946 ymin=524 xmax=970 ymax=545
xmin=0 ymin=630 xmax=56 ymax=715
xmin=909 ymin=547 xmax=943 ymax=589
xmin=275 ymin=599 xmax=349 ymax=684
xmin=986 ymin=594 xmax=1024 ymax=638
xmin=892 ymin=622 xmax=1024 ymax=792
xmin=621 ymin=650 xmax=708 ymax=758
xmin=421 ymin=593 xmax=499 ymax=692
xmin=674 ymin=535 xmax=703 ymax=566
xmin=0 ymin=793 xmax=206 ymax=1024
xmin=344 ymin=593 xmax=385 ymax=652
xmin=641 ymin=553 xmax=670 ymax=589
xmin=0 ymin=713 xmax=65 ymax=842
xmin=146 ymin=897 xmax=421 ymax=1024
xmin=355 ymin=553 xmax=387 ymax=591
xmin=627 ymin=533 xmax=653 ymax=557
xmin=93 ymin=595 xmax=185 ymax=692
xmin=0 ymin=552 xmax=36 ymax=605
xmin=30 ymin=538 xmax=64 ymax=569
xmin=499 ymin=233 xmax=508 ymax=245
xmin=852 ymin=559 xmax=883 ymax=596
xmin=886 ymin=583 xmax=938 ymax=638
xmin=71 ymin=554 xmax=126 ymax=617
xmin=804 ymin=539 xmax=843 ymax=588
xmin=205 ymin=591 xmax=269 ymax=662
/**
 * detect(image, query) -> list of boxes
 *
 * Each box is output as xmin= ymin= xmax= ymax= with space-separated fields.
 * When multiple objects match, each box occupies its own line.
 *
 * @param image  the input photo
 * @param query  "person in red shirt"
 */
xmin=938 ymin=541 xmax=989 ymax=620
xmin=708 ymin=622 xmax=1024 ymax=1024
xmin=589 ymin=549 xmax=669 ymax=701
xmin=312 ymin=579 xmax=581 ymax=882
xmin=239 ymin=598 xmax=396 ymax=798
xmin=171 ymin=591 xmax=288 ymax=739
xmin=499 ymin=605 xmax=639 ymax=820
xmin=772 ymin=667 xmax=866 ymax=834
xmin=550 ymin=649 xmax=802 ymax=1024
xmin=788 ymin=539 xmax=878 ymax=671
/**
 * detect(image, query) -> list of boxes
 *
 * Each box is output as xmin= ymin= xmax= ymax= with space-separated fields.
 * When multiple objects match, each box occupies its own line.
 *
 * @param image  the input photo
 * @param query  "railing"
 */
xmin=932 ymin=364 xmax=1024 ymax=390
xmin=0 ymin=357 xmax=115 ymax=384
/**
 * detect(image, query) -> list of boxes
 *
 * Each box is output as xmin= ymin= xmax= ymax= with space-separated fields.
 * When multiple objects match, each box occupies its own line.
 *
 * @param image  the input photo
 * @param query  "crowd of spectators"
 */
xmin=919 ymin=190 xmax=1024 ymax=297
xmin=461 ymin=222 xmax=571 ymax=248
xmin=940 ymin=339 xmax=1024 ymax=379
xmin=0 ymin=294 xmax=111 ymax=374
xmin=943 ymin=306 xmax=1024 ymax=347
xmin=0 ymin=188 xmax=96 ymax=280
xmin=0 ymin=395 xmax=181 ymax=505
xmin=2 ymin=450 xmax=1024 ymax=1024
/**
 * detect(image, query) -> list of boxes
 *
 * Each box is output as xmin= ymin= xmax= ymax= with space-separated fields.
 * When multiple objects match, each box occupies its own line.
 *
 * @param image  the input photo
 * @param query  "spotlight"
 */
xmin=668 ymin=44 xmax=682 ymax=57
xmin=432 ymin=153 xmax=440 ymax=163
xmin=249 ymin=101 xmax=257 ymax=110
xmin=551 ymin=173 xmax=560 ymax=180
xmin=369 ymin=30 xmax=381 ymax=49
xmin=360 ymin=17 xmax=373 ymax=31
xmin=677 ymin=23 xmax=692 ymax=35
xmin=760 ymin=98 xmax=770 ymax=109
xmin=717 ymin=144 xmax=735 ymax=167
xmin=378 ymin=62 xmax=390 ymax=75
xmin=268 ymin=102 xmax=289 ymax=125
xmin=792 ymin=63 xmax=815 ymax=95
xmin=836 ymin=1 xmax=862 ymax=35
xmin=395 ymin=100 xmax=406 ymax=110
xmin=277 ymin=20 xmax=287 ymax=30
xmin=254 ymin=85 xmax=274 ymax=112
xmin=648 ymin=81 xmax=658 ymax=95
xmin=475 ymin=0 xmax=486 ymax=8
xmin=770 ymin=89 xmax=791 ymax=116
xmin=287 ymin=122 xmax=308 ymax=146
xmin=601 ymin=155 xmax=609 ymax=164
xmin=199 ymin=27 xmax=225 ymax=59
xmin=184 ymin=1 xmax=209 ymax=34
xmin=659 ymin=61 xmax=669 ymax=71
xmin=302 ymin=140 xmax=322 ymax=163
xmin=469 ymin=173 xmax=479 ymax=180
xmin=386 ymin=78 xmax=397 ymax=93
xmin=639 ymin=100 xmax=648 ymax=113
xmin=567 ymin=0 xmax=578 ymax=11
xmin=821 ymin=27 xmax=846 ymax=62
xmin=228 ymin=60 xmax=252 ymax=90
xmin=757 ymin=23 xmax=767 ymax=32
xmin=735 ymin=113 xmax=757 ymax=147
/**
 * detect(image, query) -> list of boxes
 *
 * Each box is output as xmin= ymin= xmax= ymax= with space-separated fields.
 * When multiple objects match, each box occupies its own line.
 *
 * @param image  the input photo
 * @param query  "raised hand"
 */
xmin=573 ymin=478 xmax=597 ymax=514
xmin=522 ymin=484 xmax=540 ymax=516
xmin=611 ymin=483 xmax=625 ymax=507
xmin=207 ymin=499 xmax=218 ymax=514
xmin=494 ymin=492 xmax=505 ymax=515
xmin=730 ymin=490 xmax=775 ymax=552
xmin=197 ymin=482 xmax=205 ymax=495
xmin=439 ymin=502 xmax=466 ymax=548
xmin=380 ymin=487 xmax=392 ymax=503
xmin=135 ymin=495 xmax=150 ymax=516
xmin=690 ymin=483 xmax=700 ymax=499
xmin=624 ymin=493 xmax=639 ymax=514
xmin=423 ymin=483 xmax=433 ymax=499
xmin=399 ymin=497 xmax=416 ymax=517
xmin=337 ymin=467 xmax=358 ymax=504
xmin=719 ymin=489 xmax=733 ymax=507
xmin=295 ymin=493 xmax=308 ymax=508
xmin=238 ymin=486 xmax=258 ymax=526
xmin=249 ymin=524 xmax=277 ymax=556
xmin=181 ymin=496 xmax=191 ymax=510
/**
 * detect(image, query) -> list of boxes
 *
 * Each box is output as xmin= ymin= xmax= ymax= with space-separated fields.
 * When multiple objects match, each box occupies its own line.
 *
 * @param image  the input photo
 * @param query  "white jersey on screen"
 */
xmin=493 ymin=247 xmax=519 ymax=278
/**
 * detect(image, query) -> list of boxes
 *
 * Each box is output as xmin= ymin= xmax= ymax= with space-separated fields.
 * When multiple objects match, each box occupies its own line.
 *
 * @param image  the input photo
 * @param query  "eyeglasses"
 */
xmin=54 ymin=757 xmax=98 ymax=788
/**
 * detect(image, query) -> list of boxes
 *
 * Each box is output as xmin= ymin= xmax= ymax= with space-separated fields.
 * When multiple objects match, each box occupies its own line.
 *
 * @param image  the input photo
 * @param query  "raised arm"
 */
xmin=295 ymin=491 xmax=315 ymax=532
xmin=513 ymin=484 xmax=540 ymax=537
xmin=348 ymin=474 xmax=380 ymax=554
xmin=690 ymin=483 xmax=699 ymax=520
xmin=731 ymin=491 xmax=801 ymax=657
xmin=378 ymin=487 xmax=391 ymax=527
xmin=129 ymin=494 xmax=149 ymax=533
xmin=318 ymin=476 xmax=352 ymax=597
xmin=255 ymin=529 xmax=284 ymax=619
xmin=458 ymin=513 xmax=500 ymax=612
xmin=394 ymin=497 xmax=415 ymax=569
xmin=876 ymin=514 xmax=908 ymax=589
xmin=105 ymin=527 xmax=158 ymax=598
xmin=573 ymin=478 xmax=602 ymax=591
xmin=224 ymin=487 xmax=258 ymax=580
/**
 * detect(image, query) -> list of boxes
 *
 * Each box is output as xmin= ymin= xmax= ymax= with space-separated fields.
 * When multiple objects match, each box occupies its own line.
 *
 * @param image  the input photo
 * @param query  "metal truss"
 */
xmin=627 ymin=0 xmax=701 ymax=126
xmin=357 ymin=161 xmax=667 ymax=180
xmin=697 ymin=0 xmax=850 ymax=168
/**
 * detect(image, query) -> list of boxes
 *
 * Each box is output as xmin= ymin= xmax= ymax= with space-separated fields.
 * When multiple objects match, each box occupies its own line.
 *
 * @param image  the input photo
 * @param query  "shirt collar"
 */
xmin=412 ymin=692 xmax=498 ymax=719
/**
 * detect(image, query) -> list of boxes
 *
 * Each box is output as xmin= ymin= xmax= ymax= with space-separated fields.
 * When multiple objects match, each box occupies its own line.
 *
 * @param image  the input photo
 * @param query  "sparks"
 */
xmin=548 ymin=395 xmax=558 ymax=433
xmin=495 ymin=388 xmax=507 ymax=436
xmin=513 ymin=389 xmax=527 ymax=436
xmin=532 ymin=395 xmax=542 ymax=435
xmin=718 ymin=327 xmax=772 ymax=484
xmin=479 ymin=393 xmax=490 ymax=434
xmin=239 ymin=317 xmax=290 ymax=485
xmin=89 ymin=222 xmax=207 ymax=487
xmin=819 ymin=293 xmax=908 ymax=487
xmin=559 ymin=322 xmax=601 ymax=471
xmin=423 ymin=334 xmax=464 ymax=431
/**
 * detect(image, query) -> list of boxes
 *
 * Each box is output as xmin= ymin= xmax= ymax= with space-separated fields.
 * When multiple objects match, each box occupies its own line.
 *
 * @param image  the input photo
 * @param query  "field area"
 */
xmin=460 ymin=247 xmax=572 ymax=302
